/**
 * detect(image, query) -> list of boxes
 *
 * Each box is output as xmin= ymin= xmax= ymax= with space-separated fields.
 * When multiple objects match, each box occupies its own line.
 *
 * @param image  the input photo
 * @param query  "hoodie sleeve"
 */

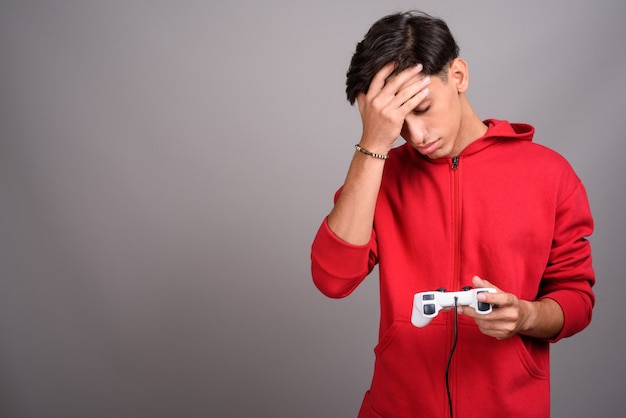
xmin=539 ymin=179 xmax=595 ymax=342
xmin=310 ymin=216 xmax=378 ymax=299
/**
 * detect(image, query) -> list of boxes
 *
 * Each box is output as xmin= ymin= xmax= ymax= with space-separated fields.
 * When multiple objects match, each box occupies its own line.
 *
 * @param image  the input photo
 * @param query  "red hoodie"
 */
xmin=311 ymin=120 xmax=595 ymax=418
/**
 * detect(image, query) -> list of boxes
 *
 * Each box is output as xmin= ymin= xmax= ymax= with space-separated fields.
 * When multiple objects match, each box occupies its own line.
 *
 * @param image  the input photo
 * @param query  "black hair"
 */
xmin=345 ymin=11 xmax=460 ymax=104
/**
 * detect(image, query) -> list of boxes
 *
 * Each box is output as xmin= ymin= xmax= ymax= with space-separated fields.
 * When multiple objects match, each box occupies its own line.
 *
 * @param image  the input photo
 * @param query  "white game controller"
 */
xmin=411 ymin=287 xmax=497 ymax=327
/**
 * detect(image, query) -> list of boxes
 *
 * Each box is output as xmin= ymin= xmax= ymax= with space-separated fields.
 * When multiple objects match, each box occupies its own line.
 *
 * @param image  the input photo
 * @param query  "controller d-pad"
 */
xmin=423 ymin=304 xmax=436 ymax=315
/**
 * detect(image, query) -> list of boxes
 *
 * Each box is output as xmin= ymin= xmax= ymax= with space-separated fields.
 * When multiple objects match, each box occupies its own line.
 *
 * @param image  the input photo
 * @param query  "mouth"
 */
xmin=416 ymin=139 xmax=440 ymax=155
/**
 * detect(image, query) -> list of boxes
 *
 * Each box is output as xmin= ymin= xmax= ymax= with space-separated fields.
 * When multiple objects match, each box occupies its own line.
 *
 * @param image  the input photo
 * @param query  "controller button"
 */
xmin=462 ymin=286 xmax=472 ymax=291
xmin=477 ymin=302 xmax=490 ymax=312
xmin=476 ymin=290 xmax=490 ymax=311
xmin=424 ymin=304 xmax=436 ymax=315
xmin=423 ymin=294 xmax=435 ymax=300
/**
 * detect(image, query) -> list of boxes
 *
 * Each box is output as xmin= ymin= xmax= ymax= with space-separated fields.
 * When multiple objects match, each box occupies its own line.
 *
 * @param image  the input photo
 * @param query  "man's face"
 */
xmin=400 ymin=74 xmax=465 ymax=159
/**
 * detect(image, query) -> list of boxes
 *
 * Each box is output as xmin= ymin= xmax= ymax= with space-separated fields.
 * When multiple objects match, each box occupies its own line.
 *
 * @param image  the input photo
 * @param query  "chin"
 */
xmin=426 ymin=148 xmax=450 ymax=160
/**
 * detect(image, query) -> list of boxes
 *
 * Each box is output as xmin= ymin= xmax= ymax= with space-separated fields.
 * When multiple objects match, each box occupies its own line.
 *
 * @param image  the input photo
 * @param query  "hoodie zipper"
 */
xmin=451 ymin=156 xmax=459 ymax=170
xmin=451 ymin=156 xmax=461 ymax=290
xmin=448 ymin=155 xmax=461 ymax=418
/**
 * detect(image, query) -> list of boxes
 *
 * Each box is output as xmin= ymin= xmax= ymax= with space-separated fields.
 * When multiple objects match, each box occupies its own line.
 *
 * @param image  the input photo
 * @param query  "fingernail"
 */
xmin=416 ymin=63 xmax=423 ymax=71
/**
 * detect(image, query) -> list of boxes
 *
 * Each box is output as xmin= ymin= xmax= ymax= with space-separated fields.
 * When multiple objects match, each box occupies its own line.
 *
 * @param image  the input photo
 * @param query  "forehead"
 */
xmin=428 ymin=74 xmax=450 ymax=94
xmin=422 ymin=74 xmax=457 ymax=107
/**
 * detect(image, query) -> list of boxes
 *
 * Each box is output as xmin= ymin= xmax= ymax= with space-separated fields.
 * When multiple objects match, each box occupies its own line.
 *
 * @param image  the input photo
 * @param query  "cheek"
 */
xmin=438 ymin=99 xmax=461 ymax=131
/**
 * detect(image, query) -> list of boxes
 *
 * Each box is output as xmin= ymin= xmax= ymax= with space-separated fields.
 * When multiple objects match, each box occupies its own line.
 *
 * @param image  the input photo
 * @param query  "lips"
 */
xmin=416 ymin=139 xmax=440 ymax=155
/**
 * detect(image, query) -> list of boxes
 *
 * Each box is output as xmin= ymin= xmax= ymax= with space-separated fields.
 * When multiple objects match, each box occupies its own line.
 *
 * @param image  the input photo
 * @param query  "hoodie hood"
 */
xmin=460 ymin=119 xmax=534 ymax=156
xmin=400 ymin=119 xmax=535 ymax=164
xmin=401 ymin=119 xmax=535 ymax=164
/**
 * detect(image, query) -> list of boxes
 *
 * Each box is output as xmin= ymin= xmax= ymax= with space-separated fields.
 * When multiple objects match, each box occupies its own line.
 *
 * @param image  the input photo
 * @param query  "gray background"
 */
xmin=1 ymin=0 xmax=624 ymax=417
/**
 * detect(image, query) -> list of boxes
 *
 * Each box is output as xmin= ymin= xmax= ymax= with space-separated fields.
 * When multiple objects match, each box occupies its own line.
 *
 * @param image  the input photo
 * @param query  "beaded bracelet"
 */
xmin=354 ymin=144 xmax=389 ymax=160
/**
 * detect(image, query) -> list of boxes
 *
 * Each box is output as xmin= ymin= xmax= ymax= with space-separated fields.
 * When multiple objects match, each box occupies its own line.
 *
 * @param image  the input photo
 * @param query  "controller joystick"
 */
xmin=411 ymin=287 xmax=496 ymax=328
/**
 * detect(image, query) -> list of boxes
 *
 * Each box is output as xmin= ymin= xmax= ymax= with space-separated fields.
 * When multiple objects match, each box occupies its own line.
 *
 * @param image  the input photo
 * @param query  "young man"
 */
xmin=311 ymin=11 xmax=595 ymax=418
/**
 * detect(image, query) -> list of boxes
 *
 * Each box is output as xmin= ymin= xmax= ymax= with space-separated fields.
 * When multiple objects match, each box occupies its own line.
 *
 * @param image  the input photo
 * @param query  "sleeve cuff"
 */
xmin=310 ymin=218 xmax=376 ymax=298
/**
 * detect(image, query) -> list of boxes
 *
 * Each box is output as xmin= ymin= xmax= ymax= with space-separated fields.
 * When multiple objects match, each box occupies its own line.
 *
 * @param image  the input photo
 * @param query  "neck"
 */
xmin=451 ymin=95 xmax=487 ymax=156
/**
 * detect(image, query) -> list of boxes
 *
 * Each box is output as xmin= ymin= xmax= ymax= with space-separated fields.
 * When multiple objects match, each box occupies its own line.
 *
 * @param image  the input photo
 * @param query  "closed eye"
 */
xmin=413 ymin=105 xmax=430 ymax=115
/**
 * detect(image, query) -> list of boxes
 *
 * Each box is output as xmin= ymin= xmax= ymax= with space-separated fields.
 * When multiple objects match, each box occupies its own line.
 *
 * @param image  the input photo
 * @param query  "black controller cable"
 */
xmin=445 ymin=297 xmax=459 ymax=418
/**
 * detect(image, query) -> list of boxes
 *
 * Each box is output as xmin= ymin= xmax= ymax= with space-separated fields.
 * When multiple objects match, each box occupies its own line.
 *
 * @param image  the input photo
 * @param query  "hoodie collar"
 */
xmin=461 ymin=119 xmax=534 ymax=156
xmin=405 ymin=119 xmax=535 ymax=164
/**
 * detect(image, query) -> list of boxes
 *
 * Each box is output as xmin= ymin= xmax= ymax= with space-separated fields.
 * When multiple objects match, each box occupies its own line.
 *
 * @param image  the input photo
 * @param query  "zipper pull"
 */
xmin=451 ymin=156 xmax=459 ymax=170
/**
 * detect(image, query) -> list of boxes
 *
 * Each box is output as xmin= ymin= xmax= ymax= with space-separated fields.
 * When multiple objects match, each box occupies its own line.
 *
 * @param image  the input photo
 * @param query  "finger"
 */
xmin=395 ymin=77 xmax=430 ymax=111
xmin=368 ymin=62 xmax=397 ymax=96
xmin=397 ymin=68 xmax=428 ymax=92
xmin=383 ymin=63 xmax=424 ymax=95
xmin=472 ymin=275 xmax=488 ymax=288
xmin=472 ymin=275 xmax=501 ymax=292
xmin=476 ymin=291 xmax=504 ymax=306
xmin=477 ymin=291 xmax=519 ymax=312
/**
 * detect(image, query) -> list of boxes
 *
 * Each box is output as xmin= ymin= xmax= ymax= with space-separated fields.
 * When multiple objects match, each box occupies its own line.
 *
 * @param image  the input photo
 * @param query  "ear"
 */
xmin=449 ymin=58 xmax=469 ymax=93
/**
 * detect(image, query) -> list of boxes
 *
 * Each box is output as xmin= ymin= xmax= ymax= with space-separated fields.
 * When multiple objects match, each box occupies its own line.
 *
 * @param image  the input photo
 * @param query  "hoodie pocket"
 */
xmin=456 ymin=321 xmax=549 ymax=380
xmin=365 ymin=317 xmax=550 ymax=417
xmin=368 ymin=319 xmax=450 ymax=417
xmin=454 ymin=321 xmax=550 ymax=416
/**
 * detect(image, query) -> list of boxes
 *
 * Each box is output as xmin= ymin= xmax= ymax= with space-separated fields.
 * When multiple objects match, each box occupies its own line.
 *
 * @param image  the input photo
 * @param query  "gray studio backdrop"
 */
xmin=1 ymin=1 xmax=624 ymax=417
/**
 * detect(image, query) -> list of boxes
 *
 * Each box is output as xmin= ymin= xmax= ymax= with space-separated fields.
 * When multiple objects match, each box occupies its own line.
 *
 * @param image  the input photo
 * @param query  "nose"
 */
xmin=403 ymin=117 xmax=428 ymax=145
